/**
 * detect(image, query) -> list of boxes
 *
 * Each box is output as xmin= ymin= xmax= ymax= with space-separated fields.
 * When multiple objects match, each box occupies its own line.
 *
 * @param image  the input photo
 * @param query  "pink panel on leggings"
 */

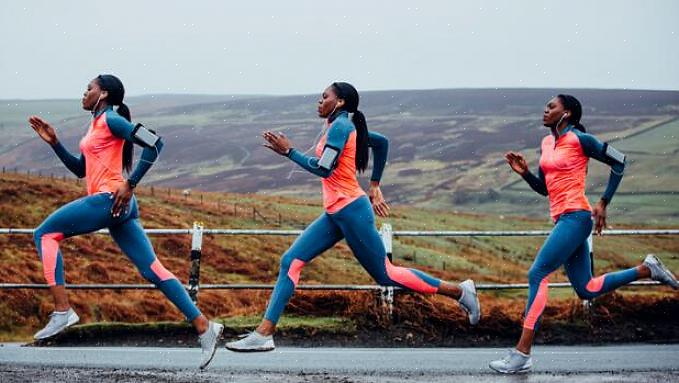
xmin=384 ymin=258 xmax=438 ymax=294
xmin=586 ymin=275 xmax=606 ymax=293
xmin=150 ymin=259 xmax=177 ymax=282
xmin=41 ymin=232 xmax=64 ymax=286
xmin=287 ymin=259 xmax=306 ymax=286
xmin=523 ymin=276 xmax=550 ymax=330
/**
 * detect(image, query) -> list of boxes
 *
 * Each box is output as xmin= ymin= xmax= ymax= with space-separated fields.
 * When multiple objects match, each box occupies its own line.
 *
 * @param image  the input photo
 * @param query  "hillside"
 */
xmin=0 ymin=172 xmax=677 ymax=343
xmin=1 ymin=88 xmax=678 ymax=224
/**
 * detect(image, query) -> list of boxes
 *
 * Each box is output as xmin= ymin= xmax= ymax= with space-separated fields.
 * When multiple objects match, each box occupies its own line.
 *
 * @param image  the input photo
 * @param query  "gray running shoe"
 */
xmin=225 ymin=331 xmax=275 ymax=352
xmin=458 ymin=279 xmax=481 ymax=325
xmin=199 ymin=321 xmax=224 ymax=370
xmin=489 ymin=349 xmax=533 ymax=374
xmin=34 ymin=308 xmax=80 ymax=340
xmin=644 ymin=254 xmax=679 ymax=289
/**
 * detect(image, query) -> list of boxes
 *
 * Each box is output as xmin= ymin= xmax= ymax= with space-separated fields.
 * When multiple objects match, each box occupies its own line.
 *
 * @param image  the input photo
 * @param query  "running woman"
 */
xmin=225 ymin=82 xmax=480 ymax=352
xmin=29 ymin=75 xmax=223 ymax=369
xmin=489 ymin=94 xmax=679 ymax=374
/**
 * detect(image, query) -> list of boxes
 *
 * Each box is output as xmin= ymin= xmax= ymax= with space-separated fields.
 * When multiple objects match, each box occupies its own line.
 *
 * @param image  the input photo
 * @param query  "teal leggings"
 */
xmin=34 ymin=193 xmax=201 ymax=321
xmin=523 ymin=210 xmax=639 ymax=330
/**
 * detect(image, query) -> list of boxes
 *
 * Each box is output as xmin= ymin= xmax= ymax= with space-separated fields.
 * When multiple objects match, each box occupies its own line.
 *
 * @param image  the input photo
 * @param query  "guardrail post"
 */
xmin=379 ymin=223 xmax=394 ymax=317
xmin=379 ymin=286 xmax=394 ymax=317
xmin=188 ymin=222 xmax=204 ymax=303
xmin=379 ymin=223 xmax=393 ymax=262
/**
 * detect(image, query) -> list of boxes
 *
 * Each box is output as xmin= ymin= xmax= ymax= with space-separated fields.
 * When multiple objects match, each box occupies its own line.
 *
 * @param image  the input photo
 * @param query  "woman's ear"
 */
xmin=336 ymin=99 xmax=345 ymax=108
xmin=99 ymin=90 xmax=109 ymax=101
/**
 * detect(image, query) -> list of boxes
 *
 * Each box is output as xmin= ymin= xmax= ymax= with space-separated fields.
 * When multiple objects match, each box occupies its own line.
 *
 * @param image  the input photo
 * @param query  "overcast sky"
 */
xmin=1 ymin=0 xmax=678 ymax=99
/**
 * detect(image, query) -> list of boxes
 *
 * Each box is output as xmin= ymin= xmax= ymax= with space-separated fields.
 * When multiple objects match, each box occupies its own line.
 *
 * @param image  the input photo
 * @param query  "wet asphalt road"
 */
xmin=1 ymin=343 xmax=678 ymax=382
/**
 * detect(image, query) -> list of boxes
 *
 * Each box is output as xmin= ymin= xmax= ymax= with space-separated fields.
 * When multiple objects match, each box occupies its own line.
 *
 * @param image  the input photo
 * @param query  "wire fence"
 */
xmin=0 ymin=224 xmax=674 ymax=295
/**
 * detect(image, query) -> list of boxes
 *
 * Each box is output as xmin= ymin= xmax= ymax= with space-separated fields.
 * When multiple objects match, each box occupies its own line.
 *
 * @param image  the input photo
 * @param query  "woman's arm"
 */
xmin=265 ymin=120 xmax=352 ymax=178
xmin=368 ymin=131 xmax=388 ymax=182
xmin=29 ymin=116 xmax=86 ymax=178
xmin=505 ymin=151 xmax=548 ymax=196
xmin=51 ymin=142 xmax=86 ymax=178
xmin=106 ymin=113 xmax=164 ymax=187
xmin=576 ymin=131 xmax=626 ymax=235
xmin=576 ymin=132 xmax=625 ymax=206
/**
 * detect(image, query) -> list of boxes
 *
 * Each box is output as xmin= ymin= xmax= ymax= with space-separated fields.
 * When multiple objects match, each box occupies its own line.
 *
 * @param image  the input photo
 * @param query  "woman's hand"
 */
xmin=592 ymin=200 xmax=608 ymax=236
xmin=368 ymin=182 xmax=390 ymax=217
xmin=111 ymin=182 xmax=134 ymax=218
xmin=505 ymin=151 xmax=529 ymax=176
xmin=262 ymin=131 xmax=293 ymax=156
xmin=28 ymin=116 xmax=58 ymax=146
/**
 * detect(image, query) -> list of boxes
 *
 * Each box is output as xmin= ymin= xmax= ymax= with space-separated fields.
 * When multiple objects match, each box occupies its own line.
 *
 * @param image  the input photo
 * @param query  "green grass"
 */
xmin=219 ymin=315 xmax=355 ymax=331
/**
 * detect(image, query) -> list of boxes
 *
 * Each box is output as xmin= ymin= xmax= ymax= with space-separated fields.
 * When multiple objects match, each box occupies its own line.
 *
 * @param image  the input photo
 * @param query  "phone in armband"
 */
xmin=318 ymin=146 xmax=339 ymax=170
xmin=604 ymin=143 xmax=626 ymax=164
xmin=132 ymin=123 xmax=159 ymax=147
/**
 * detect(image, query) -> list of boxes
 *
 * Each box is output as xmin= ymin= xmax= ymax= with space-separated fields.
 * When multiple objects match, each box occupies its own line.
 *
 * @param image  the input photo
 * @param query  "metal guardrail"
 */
xmin=3 ymin=228 xmax=679 ymax=236
xmin=0 ymin=281 xmax=661 ymax=290
xmin=0 ymin=224 xmax=674 ymax=312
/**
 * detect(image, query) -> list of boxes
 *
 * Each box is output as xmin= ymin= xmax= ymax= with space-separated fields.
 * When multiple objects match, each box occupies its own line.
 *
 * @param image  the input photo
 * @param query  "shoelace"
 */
xmin=48 ymin=311 xmax=67 ymax=319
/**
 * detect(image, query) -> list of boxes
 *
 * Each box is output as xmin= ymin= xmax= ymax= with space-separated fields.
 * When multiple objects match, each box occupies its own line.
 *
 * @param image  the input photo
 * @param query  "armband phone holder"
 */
xmin=318 ymin=146 xmax=339 ymax=170
xmin=132 ymin=123 xmax=159 ymax=147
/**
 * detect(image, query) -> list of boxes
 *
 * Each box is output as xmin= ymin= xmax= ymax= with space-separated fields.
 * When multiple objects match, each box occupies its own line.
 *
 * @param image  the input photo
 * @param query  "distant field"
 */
xmin=1 ymin=88 xmax=678 ymax=223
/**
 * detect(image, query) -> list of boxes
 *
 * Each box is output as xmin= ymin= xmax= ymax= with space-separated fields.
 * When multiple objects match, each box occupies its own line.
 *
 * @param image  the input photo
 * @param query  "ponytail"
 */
xmin=117 ymin=102 xmax=131 ymax=121
xmin=353 ymin=110 xmax=369 ymax=173
xmin=330 ymin=82 xmax=369 ymax=173
xmin=118 ymin=103 xmax=134 ymax=173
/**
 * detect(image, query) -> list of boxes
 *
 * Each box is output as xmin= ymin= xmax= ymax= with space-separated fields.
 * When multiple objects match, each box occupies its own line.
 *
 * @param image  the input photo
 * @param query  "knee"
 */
xmin=573 ymin=287 xmax=596 ymax=300
xmin=139 ymin=267 xmax=160 ymax=284
xmin=573 ymin=277 xmax=603 ymax=300
xmin=33 ymin=226 xmax=46 ymax=246
xmin=279 ymin=252 xmax=295 ymax=272
xmin=279 ymin=253 xmax=306 ymax=286
xmin=140 ymin=259 xmax=176 ymax=285
xmin=371 ymin=259 xmax=392 ymax=286
xmin=373 ymin=273 xmax=394 ymax=286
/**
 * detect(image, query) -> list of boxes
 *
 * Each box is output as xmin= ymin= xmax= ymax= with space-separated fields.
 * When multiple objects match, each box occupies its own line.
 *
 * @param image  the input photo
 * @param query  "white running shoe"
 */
xmin=489 ymin=349 xmax=533 ymax=374
xmin=644 ymin=254 xmax=679 ymax=289
xmin=225 ymin=331 xmax=275 ymax=352
xmin=199 ymin=321 xmax=224 ymax=370
xmin=458 ymin=279 xmax=481 ymax=325
xmin=34 ymin=308 xmax=80 ymax=340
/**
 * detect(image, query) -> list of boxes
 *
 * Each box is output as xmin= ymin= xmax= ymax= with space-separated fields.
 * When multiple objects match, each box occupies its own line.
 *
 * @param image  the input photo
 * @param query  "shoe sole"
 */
xmin=489 ymin=363 xmax=532 ymax=374
xmin=200 ymin=324 xmax=224 ymax=370
xmin=225 ymin=345 xmax=275 ymax=353
xmin=34 ymin=315 xmax=80 ymax=340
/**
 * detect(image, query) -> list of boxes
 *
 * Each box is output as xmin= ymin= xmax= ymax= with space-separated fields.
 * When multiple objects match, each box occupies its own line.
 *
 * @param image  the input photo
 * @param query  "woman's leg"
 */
xmin=32 ymin=193 xmax=122 ymax=339
xmin=329 ymin=197 xmax=480 ymax=323
xmin=34 ymin=193 xmax=120 ymax=310
xmin=109 ymin=198 xmax=222 ymax=369
xmin=226 ymin=213 xmax=343 ymax=352
xmin=565 ymin=234 xmax=642 ymax=301
xmin=489 ymin=211 xmax=592 ymax=373
xmin=331 ymin=197 xmax=446 ymax=293
xmin=108 ymin=217 xmax=206 ymax=330
xmin=515 ymin=211 xmax=592 ymax=355
xmin=260 ymin=213 xmax=343 ymax=331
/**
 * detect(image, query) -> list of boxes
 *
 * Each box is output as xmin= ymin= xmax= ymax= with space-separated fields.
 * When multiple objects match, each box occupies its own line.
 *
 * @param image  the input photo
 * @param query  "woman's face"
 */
xmin=82 ymin=79 xmax=104 ymax=111
xmin=317 ymin=86 xmax=341 ymax=118
xmin=542 ymin=97 xmax=568 ymax=128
